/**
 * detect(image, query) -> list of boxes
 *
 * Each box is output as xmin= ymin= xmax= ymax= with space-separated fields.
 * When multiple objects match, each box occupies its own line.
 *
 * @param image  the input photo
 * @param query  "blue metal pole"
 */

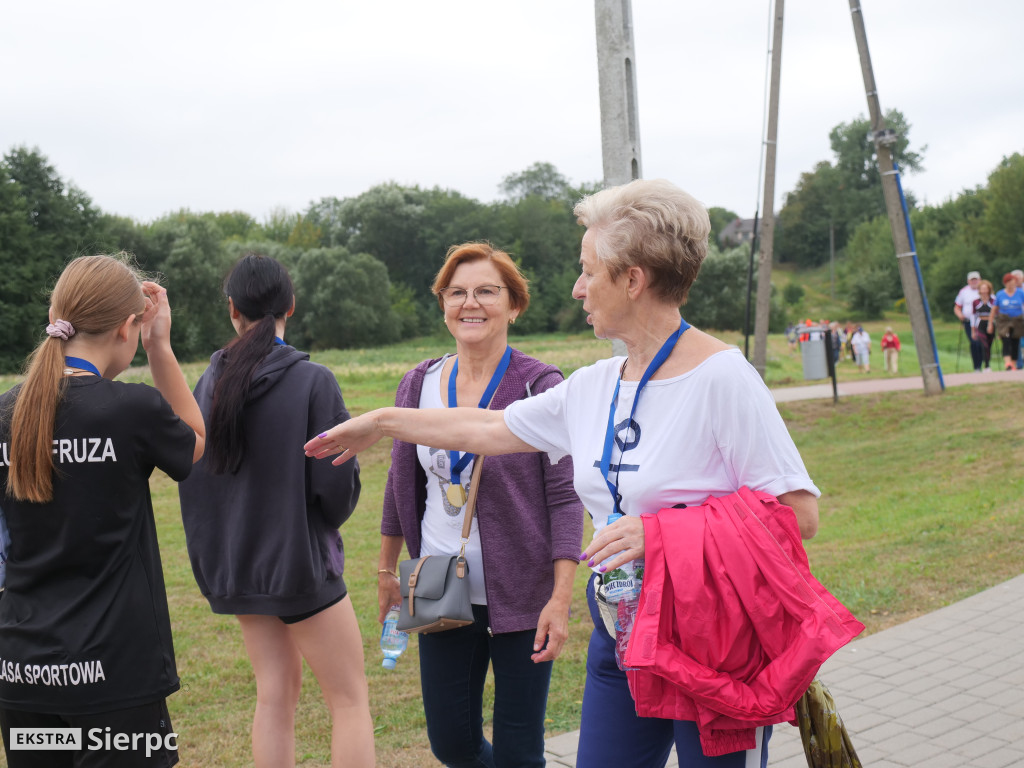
xmin=892 ymin=162 xmax=945 ymax=390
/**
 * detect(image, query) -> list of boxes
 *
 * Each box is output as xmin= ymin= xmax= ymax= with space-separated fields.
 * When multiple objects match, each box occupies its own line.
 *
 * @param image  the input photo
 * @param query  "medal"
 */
xmin=447 ymin=346 xmax=512 ymax=495
xmin=446 ymin=483 xmax=468 ymax=507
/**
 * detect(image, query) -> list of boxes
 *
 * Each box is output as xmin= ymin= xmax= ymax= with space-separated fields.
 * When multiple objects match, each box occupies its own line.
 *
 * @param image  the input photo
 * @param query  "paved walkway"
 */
xmin=544 ymin=576 xmax=1024 ymax=767
xmin=771 ymin=368 xmax=1020 ymax=403
xmin=545 ymin=369 xmax=1024 ymax=767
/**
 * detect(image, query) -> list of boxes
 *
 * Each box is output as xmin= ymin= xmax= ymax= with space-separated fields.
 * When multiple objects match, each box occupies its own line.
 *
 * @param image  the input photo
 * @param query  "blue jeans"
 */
xmin=418 ymin=603 xmax=552 ymax=767
xmin=576 ymin=577 xmax=771 ymax=768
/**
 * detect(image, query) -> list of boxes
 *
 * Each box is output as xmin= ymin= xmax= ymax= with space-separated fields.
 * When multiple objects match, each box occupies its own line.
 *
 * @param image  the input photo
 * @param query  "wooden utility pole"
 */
xmin=752 ymin=0 xmax=784 ymax=378
xmin=595 ymin=0 xmax=641 ymax=357
xmin=848 ymin=0 xmax=942 ymax=395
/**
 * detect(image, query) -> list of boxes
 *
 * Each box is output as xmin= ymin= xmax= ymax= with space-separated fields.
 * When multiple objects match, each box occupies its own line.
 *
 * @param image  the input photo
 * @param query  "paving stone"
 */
xmin=892 ymin=704 xmax=945 ymax=728
xmin=897 ymin=672 xmax=949 ymax=696
xmin=840 ymin=706 xmax=891 ymax=733
xmin=954 ymin=735 xmax=1011 ymax=759
xmin=979 ymin=747 xmax=1024 ymax=768
xmin=857 ymin=719 xmax=910 ymax=745
xmin=543 ymin=730 xmax=579 ymax=757
xmin=932 ymin=725 xmax=986 ymax=750
xmin=886 ymin=738 xmax=948 ymax=766
xmin=871 ymin=731 xmax=929 ymax=755
xmin=946 ymin=699 xmax=1002 ymax=725
xmin=911 ymin=682 xmax=961 ymax=706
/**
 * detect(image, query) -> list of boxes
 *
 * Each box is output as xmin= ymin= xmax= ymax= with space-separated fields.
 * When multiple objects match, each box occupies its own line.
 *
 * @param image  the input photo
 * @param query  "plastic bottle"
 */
xmin=380 ymin=605 xmax=409 ymax=670
xmin=599 ymin=512 xmax=644 ymax=670
xmin=600 ymin=512 xmax=643 ymax=603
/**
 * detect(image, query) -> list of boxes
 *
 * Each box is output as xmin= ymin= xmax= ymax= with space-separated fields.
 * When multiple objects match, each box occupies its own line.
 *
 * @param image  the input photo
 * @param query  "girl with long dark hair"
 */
xmin=178 ymin=253 xmax=373 ymax=767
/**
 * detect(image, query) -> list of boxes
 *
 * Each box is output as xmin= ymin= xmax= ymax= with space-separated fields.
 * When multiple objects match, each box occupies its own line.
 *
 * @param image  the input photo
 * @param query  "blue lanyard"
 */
xmin=273 ymin=337 xmax=286 ymax=346
xmin=599 ymin=318 xmax=690 ymax=517
xmin=64 ymin=356 xmax=102 ymax=377
xmin=447 ymin=346 xmax=513 ymax=485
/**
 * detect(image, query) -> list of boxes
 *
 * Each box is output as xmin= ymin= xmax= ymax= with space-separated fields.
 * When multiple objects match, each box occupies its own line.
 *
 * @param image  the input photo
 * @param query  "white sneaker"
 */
xmin=984 ymin=367 xmax=992 ymax=373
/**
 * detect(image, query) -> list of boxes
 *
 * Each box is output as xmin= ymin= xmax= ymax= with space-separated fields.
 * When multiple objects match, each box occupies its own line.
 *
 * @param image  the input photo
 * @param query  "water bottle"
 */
xmin=380 ymin=605 xmax=408 ymax=670
xmin=599 ymin=512 xmax=644 ymax=670
xmin=600 ymin=512 xmax=643 ymax=603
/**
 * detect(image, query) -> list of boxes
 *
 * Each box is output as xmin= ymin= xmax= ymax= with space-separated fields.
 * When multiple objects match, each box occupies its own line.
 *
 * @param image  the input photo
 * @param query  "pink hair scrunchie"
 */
xmin=45 ymin=319 xmax=76 ymax=340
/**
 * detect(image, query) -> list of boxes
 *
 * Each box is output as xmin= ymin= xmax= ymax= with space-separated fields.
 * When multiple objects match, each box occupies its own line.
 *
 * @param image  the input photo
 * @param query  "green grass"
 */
xmin=1 ymin=331 xmax=1020 ymax=766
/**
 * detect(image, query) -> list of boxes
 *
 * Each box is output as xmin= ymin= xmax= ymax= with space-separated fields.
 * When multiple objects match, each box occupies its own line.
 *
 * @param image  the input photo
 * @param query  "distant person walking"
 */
xmin=988 ymin=273 xmax=1024 ymax=371
xmin=880 ymin=327 xmax=901 ymax=375
xmin=954 ymin=271 xmax=983 ymax=372
xmin=1014 ymin=270 xmax=1024 ymax=369
xmin=851 ymin=325 xmax=871 ymax=373
xmin=971 ymin=279 xmax=995 ymax=372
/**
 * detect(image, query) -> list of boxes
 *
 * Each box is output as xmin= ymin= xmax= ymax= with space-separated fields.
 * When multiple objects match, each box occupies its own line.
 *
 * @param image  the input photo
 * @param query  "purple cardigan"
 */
xmin=381 ymin=349 xmax=583 ymax=634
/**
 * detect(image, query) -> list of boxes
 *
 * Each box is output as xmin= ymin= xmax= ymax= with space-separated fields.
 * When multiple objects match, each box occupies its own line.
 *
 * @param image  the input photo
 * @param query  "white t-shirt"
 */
xmin=417 ymin=357 xmax=487 ymax=605
xmin=851 ymin=330 xmax=871 ymax=355
xmin=955 ymin=285 xmax=980 ymax=321
xmin=504 ymin=349 xmax=819 ymax=533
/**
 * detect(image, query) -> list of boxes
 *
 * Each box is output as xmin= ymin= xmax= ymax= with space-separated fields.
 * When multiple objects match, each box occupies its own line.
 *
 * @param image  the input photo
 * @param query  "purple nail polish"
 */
xmin=599 ymin=565 xmax=607 ymax=573
xmin=578 ymin=552 xmax=588 ymax=561
xmin=318 ymin=432 xmax=328 ymax=439
xmin=587 ymin=559 xmax=595 ymax=568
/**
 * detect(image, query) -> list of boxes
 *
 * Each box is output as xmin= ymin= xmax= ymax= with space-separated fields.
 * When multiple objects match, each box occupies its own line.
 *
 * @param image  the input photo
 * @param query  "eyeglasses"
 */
xmin=438 ymin=285 xmax=507 ymax=307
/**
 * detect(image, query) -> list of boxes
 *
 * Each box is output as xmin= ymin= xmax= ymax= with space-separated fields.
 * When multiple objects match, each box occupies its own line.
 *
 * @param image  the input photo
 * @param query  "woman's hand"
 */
xmin=139 ymin=281 xmax=171 ymax=352
xmin=531 ymin=597 xmax=570 ymax=664
xmin=377 ymin=573 xmax=402 ymax=625
xmin=531 ymin=559 xmax=576 ymax=663
xmin=580 ymin=515 xmax=645 ymax=574
xmin=304 ymin=411 xmax=386 ymax=466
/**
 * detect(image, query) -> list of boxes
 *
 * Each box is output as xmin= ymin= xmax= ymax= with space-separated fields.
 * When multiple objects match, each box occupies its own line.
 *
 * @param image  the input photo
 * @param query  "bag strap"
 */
xmin=458 ymin=455 xmax=485 ymax=564
xmin=407 ymin=557 xmax=429 ymax=617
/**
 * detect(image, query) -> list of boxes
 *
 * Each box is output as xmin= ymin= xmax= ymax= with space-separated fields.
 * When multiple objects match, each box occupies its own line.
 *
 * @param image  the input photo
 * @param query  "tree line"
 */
xmin=0 ymin=153 xmax=781 ymax=372
xmin=755 ymin=110 xmax=1023 ymax=319
xmin=3 ymin=116 xmax=1019 ymax=372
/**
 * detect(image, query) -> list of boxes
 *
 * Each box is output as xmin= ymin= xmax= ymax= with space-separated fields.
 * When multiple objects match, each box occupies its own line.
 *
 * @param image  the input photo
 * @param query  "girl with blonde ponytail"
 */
xmin=0 ymin=254 xmax=205 ymax=767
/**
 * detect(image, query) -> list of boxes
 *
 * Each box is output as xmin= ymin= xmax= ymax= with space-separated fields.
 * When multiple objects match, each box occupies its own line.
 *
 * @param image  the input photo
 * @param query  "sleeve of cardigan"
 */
xmin=533 ymin=370 xmax=584 ymax=561
xmin=381 ymin=370 xmax=414 ymax=538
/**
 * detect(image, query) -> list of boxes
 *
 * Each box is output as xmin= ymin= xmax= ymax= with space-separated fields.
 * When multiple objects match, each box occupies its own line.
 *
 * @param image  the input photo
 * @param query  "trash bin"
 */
xmin=801 ymin=337 xmax=828 ymax=380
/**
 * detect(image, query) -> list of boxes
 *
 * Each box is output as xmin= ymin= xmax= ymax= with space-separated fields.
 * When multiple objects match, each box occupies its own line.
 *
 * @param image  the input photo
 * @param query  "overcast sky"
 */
xmin=3 ymin=1 xmax=1021 ymax=224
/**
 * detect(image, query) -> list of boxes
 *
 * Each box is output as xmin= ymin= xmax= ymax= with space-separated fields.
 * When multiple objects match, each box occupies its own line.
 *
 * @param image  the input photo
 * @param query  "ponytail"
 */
xmin=206 ymin=253 xmax=294 ymax=475
xmin=6 ymin=254 xmax=145 ymax=503
xmin=207 ymin=316 xmax=277 ymax=474
xmin=7 ymin=340 xmax=68 ymax=503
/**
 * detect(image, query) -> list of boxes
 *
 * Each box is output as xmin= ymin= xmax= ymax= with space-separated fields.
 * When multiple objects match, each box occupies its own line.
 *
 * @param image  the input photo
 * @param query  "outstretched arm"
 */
xmin=304 ymin=406 xmax=537 ymax=465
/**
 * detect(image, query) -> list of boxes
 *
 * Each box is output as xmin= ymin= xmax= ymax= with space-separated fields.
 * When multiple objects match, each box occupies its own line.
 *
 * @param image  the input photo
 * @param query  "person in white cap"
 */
xmin=954 ymin=271 xmax=983 ymax=371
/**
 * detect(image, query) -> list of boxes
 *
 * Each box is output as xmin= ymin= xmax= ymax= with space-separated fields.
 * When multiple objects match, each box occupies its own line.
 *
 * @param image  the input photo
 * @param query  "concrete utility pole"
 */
xmin=595 ymin=0 xmax=641 ymax=357
xmin=848 ymin=0 xmax=942 ymax=395
xmin=752 ymin=0 xmax=784 ymax=378
xmin=595 ymin=0 xmax=642 ymax=188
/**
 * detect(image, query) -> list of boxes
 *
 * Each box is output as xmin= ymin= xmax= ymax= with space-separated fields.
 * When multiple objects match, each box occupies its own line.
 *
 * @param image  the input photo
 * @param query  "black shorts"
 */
xmin=279 ymin=587 xmax=346 ymax=625
xmin=0 ymin=698 xmax=178 ymax=768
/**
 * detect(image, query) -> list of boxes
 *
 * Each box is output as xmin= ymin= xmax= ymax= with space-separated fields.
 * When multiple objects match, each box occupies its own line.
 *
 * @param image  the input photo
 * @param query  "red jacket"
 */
xmin=623 ymin=487 xmax=864 ymax=757
xmin=881 ymin=333 xmax=901 ymax=351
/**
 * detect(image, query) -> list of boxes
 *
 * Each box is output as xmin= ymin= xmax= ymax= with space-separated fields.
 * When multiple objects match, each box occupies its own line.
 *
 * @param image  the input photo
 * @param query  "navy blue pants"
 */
xmin=418 ymin=603 xmax=552 ymax=768
xmin=576 ymin=577 xmax=771 ymax=768
xmin=964 ymin=319 xmax=984 ymax=371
